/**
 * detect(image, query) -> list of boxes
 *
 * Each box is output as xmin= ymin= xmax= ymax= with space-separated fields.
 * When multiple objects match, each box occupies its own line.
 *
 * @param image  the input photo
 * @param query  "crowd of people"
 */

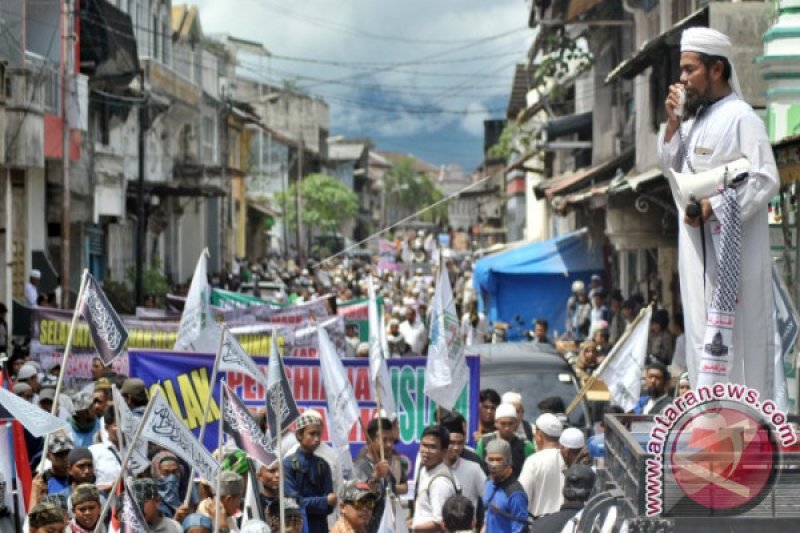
xmin=7 ymin=229 xmax=695 ymax=533
xmin=15 ymin=363 xmax=600 ymax=533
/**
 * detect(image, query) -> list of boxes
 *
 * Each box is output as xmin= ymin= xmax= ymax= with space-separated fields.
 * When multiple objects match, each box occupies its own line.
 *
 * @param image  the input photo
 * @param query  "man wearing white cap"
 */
xmin=659 ymin=27 xmax=780 ymax=400
xmin=25 ymin=269 xmax=41 ymax=306
xmin=475 ymin=403 xmax=534 ymax=479
xmin=501 ymin=391 xmax=533 ymax=442
xmin=518 ymin=413 xmax=565 ymax=518
xmin=559 ymin=427 xmax=586 ymax=468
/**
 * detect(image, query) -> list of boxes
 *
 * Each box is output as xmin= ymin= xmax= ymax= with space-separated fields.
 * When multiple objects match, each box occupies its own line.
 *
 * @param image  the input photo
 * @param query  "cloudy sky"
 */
xmin=194 ymin=0 xmax=533 ymax=172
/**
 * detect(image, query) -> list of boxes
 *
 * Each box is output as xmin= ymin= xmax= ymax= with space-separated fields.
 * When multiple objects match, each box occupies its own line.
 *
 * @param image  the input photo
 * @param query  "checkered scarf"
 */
xmin=696 ymin=187 xmax=741 ymax=387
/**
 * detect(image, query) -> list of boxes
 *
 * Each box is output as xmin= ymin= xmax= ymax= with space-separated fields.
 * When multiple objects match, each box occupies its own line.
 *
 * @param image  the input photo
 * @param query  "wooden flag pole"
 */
xmin=565 ymin=303 xmax=653 ymax=416
xmin=39 ymin=269 xmax=88 ymax=473
xmin=94 ymin=388 xmax=162 ymax=533
xmin=183 ymin=325 xmax=226 ymax=507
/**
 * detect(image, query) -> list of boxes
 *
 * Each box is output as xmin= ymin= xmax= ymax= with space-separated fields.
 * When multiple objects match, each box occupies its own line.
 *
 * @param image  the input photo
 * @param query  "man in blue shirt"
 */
xmin=283 ymin=410 xmax=336 ymax=533
xmin=483 ymin=439 xmax=529 ymax=533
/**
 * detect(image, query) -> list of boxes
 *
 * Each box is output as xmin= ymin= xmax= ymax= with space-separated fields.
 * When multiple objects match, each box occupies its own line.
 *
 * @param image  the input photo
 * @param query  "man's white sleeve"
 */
xmin=429 ymin=478 xmax=457 ymax=523
xmin=708 ymin=112 xmax=780 ymax=222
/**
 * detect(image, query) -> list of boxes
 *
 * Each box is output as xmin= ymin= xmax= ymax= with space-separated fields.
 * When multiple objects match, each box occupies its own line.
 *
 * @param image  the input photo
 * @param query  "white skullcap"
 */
xmin=495 ymin=403 xmax=518 ymax=421
xmin=559 ymin=427 xmax=585 ymax=449
xmin=680 ymin=27 xmax=742 ymax=98
xmin=30 ymin=269 xmax=41 ymax=279
xmin=535 ymin=413 xmax=563 ymax=438
xmin=502 ymin=392 xmax=522 ymax=406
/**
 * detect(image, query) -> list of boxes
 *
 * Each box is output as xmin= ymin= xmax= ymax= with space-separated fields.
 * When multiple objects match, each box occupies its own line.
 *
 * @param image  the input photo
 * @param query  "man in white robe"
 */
xmin=658 ymin=27 xmax=780 ymax=399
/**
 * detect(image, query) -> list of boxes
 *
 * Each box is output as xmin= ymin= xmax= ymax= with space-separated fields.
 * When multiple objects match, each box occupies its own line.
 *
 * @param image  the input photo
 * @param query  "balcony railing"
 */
xmin=24 ymin=51 xmax=59 ymax=114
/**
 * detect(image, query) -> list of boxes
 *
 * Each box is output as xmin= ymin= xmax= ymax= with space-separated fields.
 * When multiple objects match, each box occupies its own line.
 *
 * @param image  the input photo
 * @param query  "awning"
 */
xmin=537 ymin=146 xmax=635 ymax=199
xmin=127 ymin=181 xmax=226 ymax=198
xmin=248 ymin=202 xmax=279 ymax=217
xmin=79 ymin=0 xmax=140 ymax=86
xmin=543 ymin=111 xmax=592 ymax=140
xmin=605 ymin=7 xmax=708 ymax=84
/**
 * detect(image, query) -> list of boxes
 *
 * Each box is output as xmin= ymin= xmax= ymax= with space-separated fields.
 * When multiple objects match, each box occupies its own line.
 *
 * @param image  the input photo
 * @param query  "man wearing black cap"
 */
xmin=532 ymin=464 xmax=596 ymax=533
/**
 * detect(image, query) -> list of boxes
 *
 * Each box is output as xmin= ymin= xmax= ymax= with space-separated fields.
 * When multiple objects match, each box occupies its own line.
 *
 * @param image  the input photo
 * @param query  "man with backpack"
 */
xmin=283 ymin=410 xmax=336 ymax=533
xmin=482 ymin=439 xmax=530 ymax=533
xmin=410 ymin=425 xmax=461 ymax=532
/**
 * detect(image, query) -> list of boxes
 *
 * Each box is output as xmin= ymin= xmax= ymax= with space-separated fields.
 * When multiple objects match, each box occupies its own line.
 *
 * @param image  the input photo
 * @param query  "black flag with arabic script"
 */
xmin=121 ymin=482 xmax=149 ymax=533
xmin=222 ymin=383 xmax=276 ymax=467
xmin=265 ymin=331 xmax=299 ymax=444
xmin=80 ymin=273 xmax=128 ymax=364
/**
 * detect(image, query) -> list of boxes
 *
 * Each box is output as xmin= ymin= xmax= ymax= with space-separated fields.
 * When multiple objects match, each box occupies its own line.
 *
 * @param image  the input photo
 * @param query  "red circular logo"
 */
xmin=668 ymin=407 xmax=776 ymax=511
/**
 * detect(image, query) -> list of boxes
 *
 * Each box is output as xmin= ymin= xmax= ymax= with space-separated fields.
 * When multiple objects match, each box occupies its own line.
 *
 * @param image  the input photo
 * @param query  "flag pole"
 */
xmin=276 ymin=425 xmax=286 ymax=533
xmin=565 ymin=303 xmax=653 ymax=415
xmin=39 ymin=269 xmax=88 ymax=473
xmin=183 ymin=325 xmax=226 ymax=507
xmin=375 ymin=376 xmax=385 ymax=463
xmin=94 ymin=388 xmax=162 ymax=533
xmin=214 ymin=386 xmax=225 ymax=533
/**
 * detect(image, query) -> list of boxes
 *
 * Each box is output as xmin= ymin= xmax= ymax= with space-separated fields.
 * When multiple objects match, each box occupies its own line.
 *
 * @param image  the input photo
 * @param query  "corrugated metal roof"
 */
xmin=327 ymin=143 xmax=367 ymax=161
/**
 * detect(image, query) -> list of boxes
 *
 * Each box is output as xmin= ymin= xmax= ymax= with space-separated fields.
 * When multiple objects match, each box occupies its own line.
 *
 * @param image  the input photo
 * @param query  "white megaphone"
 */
xmin=666 ymin=157 xmax=751 ymax=210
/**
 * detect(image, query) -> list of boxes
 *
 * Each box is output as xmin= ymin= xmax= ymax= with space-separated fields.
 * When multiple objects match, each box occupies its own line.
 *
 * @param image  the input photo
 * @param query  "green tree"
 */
xmin=278 ymin=172 xmax=358 ymax=235
xmin=385 ymin=157 xmax=447 ymax=224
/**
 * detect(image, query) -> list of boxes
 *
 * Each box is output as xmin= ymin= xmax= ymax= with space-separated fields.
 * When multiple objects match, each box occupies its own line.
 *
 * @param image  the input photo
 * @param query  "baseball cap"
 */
xmin=28 ymin=501 xmax=63 ymax=528
xmin=339 ymin=480 xmax=377 ymax=502
xmin=495 ymin=403 xmax=518 ymax=421
xmin=535 ymin=413 xmax=563 ymax=438
xmin=48 ymin=432 xmax=74 ymax=454
xmin=71 ymin=484 xmax=100 ymax=507
xmin=559 ymin=427 xmax=585 ymax=450
xmin=16 ymin=364 xmax=38 ymax=381
xmin=121 ymin=378 xmax=147 ymax=398
xmin=70 ymin=391 xmax=94 ymax=414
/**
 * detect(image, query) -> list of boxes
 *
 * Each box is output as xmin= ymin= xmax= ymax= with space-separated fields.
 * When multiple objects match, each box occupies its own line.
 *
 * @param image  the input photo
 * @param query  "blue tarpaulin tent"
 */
xmin=473 ymin=229 xmax=604 ymax=340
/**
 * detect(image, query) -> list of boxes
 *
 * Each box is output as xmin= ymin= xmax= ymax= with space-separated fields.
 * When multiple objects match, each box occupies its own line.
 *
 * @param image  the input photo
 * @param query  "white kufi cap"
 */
xmin=680 ymin=27 xmax=742 ymax=98
xmin=495 ymin=403 xmax=518 ymax=421
xmin=559 ymin=427 xmax=585 ymax=449
xmin=535 ymin=413 xmax=563 ymax=438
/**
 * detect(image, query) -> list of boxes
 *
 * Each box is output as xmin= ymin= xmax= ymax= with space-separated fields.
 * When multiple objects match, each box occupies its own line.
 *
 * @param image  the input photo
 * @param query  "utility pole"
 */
xmin=60 ymin=0 xmax=74 ymax=308
xmin=135 ymin=76 xmax=148 ymax=306
xmin=296 ymin=137 xmax=303 ymax=266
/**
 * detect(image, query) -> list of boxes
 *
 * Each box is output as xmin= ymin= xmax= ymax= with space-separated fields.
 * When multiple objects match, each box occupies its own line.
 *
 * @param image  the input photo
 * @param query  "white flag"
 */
xmin=367 ymin=277 xmax=396 ymax=417
xmin=318 ymin=325 xmax=359 ymax=474
xmin=218 ymin=329 xmax=267 ymax=387
xmin=112 ymin=386 xmax=150 ymax=474
xmin=140 ymin=392 xmax=219 ymax=482
xmin=598 ymin=306 xmax=652 ymax=412
xmin=0 ymin=386 xmax=66 ymax=437
xmin=175 ymin=251 xmax=220 ymax=352
xmin=424 ymin=265 xmax=468 ymax=411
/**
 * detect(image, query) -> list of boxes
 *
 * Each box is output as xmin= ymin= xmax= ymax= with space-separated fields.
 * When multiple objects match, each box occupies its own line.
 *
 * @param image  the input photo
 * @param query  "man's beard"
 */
xmin=684 ymin=79 xmax=713 ymax=119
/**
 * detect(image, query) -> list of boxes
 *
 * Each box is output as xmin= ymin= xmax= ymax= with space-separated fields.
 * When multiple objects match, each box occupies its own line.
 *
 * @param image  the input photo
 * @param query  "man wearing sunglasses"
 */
xmin=330 ymin=480 xmax=378 ymax=533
